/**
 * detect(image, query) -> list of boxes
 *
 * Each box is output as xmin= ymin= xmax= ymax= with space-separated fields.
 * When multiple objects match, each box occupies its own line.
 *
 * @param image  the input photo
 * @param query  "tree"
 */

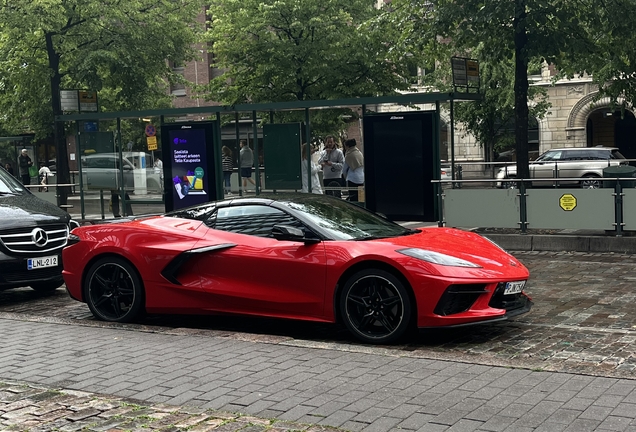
xmin=563 ymin=0 xmax=636 ymax=108
xmin=390 ymin=0 xmax=592 ymax=179
xmin=453 ymin=56 xmax=550 ymax=161
xmin=0 ymin=0 xmax=203 ymax=202
xmin=203 ymin=0 xmax=413 ymax=134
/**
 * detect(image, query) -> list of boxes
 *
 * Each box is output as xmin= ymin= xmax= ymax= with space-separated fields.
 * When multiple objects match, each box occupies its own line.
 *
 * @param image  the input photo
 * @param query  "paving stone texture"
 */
xmin=0 ymin=251 xmax=635 ymax=431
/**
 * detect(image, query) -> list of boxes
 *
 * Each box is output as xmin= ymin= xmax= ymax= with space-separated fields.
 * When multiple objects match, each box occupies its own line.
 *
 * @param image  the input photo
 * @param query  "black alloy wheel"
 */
xmin=340 ymin=269 xmax=412 ymax=344
xmin=84 ymin=257 xmax=143 ymax=322
xmin=30 ymin=279 xmax=64 ymax=293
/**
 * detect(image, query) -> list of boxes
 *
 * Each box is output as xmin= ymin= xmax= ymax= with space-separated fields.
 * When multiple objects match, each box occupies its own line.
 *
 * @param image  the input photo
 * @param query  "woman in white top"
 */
xmin=300 ymin=143 xmax=323 ymax=194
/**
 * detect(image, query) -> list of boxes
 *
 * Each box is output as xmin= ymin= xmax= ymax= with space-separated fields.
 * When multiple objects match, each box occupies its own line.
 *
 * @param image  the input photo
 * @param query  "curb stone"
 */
xmin=0 ymin=380 xmax=348 ymax=432
xmin=483 ymin=233 xmax=636 ymax=253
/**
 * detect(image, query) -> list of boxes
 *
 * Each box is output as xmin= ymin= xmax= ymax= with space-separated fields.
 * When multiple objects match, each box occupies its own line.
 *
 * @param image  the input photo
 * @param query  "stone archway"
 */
xmin=567 ymin=91 xmax=636 ymax=159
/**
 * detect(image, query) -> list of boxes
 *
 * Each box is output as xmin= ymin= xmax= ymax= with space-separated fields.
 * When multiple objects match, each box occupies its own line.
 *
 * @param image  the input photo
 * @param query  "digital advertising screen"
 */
xmin=168 ymin=126 xmax=211 ymax=209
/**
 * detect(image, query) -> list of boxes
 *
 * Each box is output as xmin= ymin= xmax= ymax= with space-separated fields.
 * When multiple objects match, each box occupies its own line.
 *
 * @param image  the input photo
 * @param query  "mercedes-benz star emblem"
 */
xmin=32 ymin=228 xmax=48 ymax=247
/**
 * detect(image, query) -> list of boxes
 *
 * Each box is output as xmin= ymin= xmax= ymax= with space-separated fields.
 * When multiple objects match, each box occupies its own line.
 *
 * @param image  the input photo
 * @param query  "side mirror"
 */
xmin=272 ymin=225 xmax=319 ymax=244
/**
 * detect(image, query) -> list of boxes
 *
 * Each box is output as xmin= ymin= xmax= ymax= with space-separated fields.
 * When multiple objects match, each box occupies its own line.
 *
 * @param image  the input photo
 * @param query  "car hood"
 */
xmin=0 ymin=193 xmax=70 ymax=229
xmin=377 ymin=227 xmax=527 ymax=277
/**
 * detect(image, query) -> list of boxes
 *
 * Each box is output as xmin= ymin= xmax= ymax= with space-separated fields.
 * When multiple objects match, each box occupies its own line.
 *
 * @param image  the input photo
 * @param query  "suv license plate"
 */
xmin=27 ymin=255 xmax=58 ymax=270
xmin=504 ymin=280 xmax=525 ymax=295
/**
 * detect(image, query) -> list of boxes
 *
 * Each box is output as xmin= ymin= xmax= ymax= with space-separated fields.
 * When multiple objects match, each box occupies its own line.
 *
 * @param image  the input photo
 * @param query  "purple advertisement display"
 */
xmin=169 ymin=128 xmax=210 ymax=208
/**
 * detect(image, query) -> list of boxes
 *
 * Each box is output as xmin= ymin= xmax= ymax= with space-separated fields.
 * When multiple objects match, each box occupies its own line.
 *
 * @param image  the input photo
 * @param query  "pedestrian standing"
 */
xmin=18 ymin=149 xmax=32 ymax=185
xmin=4 ymin=163 xmax=14 ymax=177
xmin=222 ymin=146 xmax=234 ymax=195
xmin=342 ymin=139 xmax=364 ymax=202
xmin=239 ymin=140 xmax=256 ymax=191
xmin=318 ymin=135 xmax=345 ymax=197
xmin=301 ymin=143 xmax=323 ymax=194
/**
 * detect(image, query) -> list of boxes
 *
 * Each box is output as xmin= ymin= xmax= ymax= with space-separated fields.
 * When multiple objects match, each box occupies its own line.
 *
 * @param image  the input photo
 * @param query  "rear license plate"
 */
xmin=504 ymin=280 xmax=525 ymax=295
xmin=27 ymin=255 xmax=58 ymax=270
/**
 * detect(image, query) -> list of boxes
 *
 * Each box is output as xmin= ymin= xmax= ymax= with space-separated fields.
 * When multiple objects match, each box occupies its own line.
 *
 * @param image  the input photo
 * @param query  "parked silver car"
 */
xmin=496 ymin=147 xmax=627 ymax=189
xmin=81 ymin=153 xmax=162 ymax=193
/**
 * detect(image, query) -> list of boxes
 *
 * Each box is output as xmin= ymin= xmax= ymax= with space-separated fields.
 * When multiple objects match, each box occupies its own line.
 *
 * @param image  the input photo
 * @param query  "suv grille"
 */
xmin=0 ymin=224 xmax=69 ymax=255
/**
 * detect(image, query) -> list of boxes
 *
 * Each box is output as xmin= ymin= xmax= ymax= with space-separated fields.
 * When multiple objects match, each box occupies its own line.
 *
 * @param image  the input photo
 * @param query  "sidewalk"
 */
xmin=1 ymin=318 xmax=636 ymax=432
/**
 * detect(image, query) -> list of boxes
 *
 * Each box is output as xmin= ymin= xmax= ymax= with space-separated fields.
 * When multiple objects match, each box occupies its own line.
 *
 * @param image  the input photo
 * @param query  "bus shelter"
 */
xmin=55 ymin=92 xmax=482 ymax=222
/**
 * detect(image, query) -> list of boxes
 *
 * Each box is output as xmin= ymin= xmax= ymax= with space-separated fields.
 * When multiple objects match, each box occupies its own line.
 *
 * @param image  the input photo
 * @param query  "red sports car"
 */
xmin=63 ymin=194 xmax=532 ymax=344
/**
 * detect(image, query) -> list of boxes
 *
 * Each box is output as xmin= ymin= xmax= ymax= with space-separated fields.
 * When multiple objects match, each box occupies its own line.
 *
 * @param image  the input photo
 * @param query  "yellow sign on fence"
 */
xmin=559 ymin=193 xmax=577 ymax=211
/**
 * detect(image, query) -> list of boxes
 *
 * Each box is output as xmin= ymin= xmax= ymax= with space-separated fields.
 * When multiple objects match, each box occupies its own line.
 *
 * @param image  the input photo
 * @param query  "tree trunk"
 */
xmin=46 ymin=32 xmax=69 ymax=206
xmin=514 ymin=0 xmax=530 ymax=181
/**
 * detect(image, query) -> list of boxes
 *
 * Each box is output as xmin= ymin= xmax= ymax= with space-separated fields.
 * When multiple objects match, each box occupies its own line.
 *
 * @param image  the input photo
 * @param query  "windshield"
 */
xmin=277 ymin=195 xmax=412 ymax=240
xmin=535 ymin=150 xmax=561 ymax=162
xmin=0 ymin=166 xmax=28 ymax=195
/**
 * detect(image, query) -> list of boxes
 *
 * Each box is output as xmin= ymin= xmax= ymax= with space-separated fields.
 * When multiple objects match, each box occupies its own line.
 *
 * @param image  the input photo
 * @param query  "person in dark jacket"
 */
xmin=18 ymin=149 xmax=32 ymax=185
xmin=4 ymin=163 xmax=14 ymax=176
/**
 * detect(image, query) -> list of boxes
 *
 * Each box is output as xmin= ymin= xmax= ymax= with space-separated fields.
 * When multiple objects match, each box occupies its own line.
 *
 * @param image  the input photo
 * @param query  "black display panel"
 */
xmin=363 ymin=112 xmax=436 ymax=221
xmin=162 ymin=122 xmax=219 ymax=212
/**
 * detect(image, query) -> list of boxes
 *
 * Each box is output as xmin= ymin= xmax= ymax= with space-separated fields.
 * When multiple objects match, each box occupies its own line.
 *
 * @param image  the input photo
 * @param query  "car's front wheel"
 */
xmin=581 ymin=175 xmax=602 ymax=189
xmin=501 ymin=177 xmax=518 ymax=189
xmin=30 ymin=279 xmax=64 ymax=293
xmin=339 ymin=269 xmax=412 ymax=344
xmin=84 ymin=257 xmax=144 ymax=322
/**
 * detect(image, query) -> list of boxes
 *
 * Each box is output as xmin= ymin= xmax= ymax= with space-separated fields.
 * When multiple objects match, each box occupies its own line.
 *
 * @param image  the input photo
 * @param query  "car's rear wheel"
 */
xmin=339 ymin=269 xmax=412 ymax=344
xmin=84 ymin=256 xmax=144 ymax=323
xmin=30 ymin=279 xmax=64 ymax=293
xmin=581 ymin=175 xmax=602 ymax=189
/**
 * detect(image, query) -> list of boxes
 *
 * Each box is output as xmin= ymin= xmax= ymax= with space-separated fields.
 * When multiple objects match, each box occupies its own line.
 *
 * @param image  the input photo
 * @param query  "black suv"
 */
xmin=0 ymin=166 xmax=78 ymax=292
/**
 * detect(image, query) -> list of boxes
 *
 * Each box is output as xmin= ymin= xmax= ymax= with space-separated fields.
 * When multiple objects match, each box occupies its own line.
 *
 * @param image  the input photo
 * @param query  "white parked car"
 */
xmin=496 ymin=147 xmax=627 ymax=189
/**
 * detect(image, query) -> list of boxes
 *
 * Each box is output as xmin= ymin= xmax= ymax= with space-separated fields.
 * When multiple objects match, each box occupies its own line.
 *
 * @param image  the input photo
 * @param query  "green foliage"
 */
xmin=562 ymin=0 xmax=636 ymax=107
xmin=0 ymin=0 xmax=204 ymax=139
xmin=388 ymin=0 xmax=589 ymax=174
xmin=453 ymin=55 xmax=550 ymax=156
xmin=203 ymin=0 xmax=412 ymax=135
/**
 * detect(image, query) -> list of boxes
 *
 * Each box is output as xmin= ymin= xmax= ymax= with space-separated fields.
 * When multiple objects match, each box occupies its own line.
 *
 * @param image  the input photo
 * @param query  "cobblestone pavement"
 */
xmin=0 ymin=380 xmax=341 ymax=432
xmin=1 ymin=251 xmax=635 ymax=379
xmin=2 ymin=251 xmax=636 ymax=431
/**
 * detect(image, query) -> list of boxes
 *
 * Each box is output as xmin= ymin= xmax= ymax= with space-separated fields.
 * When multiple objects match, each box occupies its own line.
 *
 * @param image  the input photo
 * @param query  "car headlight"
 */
xmin=397 ymin=248 xmax=481 ymax=268
xmin=69 ymin=219 xmax=81 ymax=230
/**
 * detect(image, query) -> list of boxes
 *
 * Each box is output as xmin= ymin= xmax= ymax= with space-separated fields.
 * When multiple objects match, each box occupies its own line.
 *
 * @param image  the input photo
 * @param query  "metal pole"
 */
xmin=305 ymin=108 xmax=311 ymax=193
xmin=252 ymin=110 xmax=260 ymax=194
xmin=77 ymin=122 xmax=85 ymax=220
xmin=435 ymin=101 xmax=443 ymax=226
xmin=519 ymin=180 xmax=528 ymax=234
xmin=450 ymin=98 xmax=456 ymax=188
xmin=615 ymin=181 xmax=623 ymax=237
xmin=234 ymin=112 xmax=241 ymax=196
xmin=116 ymin=118 xmax=126 ymax=216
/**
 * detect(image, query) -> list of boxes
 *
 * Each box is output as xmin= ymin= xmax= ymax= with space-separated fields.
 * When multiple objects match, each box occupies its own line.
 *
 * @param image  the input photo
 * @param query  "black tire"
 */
xmin=84 ymin=256 xmax=144 ymax=323
xmin=30 ymin=279 xmax=64 ymax=293
xmin=581 ymin=175 xmax=602 ymax=189
xmin=339 ymin=269 xmax=412 ymax=344
xmin=501 ymin=177 xmax=518 ymax=189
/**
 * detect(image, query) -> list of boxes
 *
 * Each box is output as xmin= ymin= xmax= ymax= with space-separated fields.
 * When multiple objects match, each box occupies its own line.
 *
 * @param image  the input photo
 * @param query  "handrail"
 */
xmin=431 ymin=176 xmax=636 ymax=184
xmin=23 ymin=183 xmax=79 ymax=188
